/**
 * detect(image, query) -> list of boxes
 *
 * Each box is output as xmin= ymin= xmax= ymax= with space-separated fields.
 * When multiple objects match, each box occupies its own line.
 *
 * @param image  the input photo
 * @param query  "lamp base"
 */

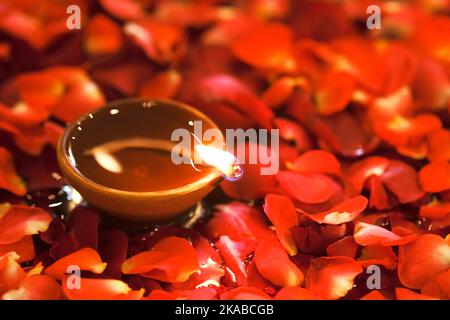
xmin=97 ymin=201 xmax=208 ymax=233
xmin=44 ymin=184 xmax=217 ymax=234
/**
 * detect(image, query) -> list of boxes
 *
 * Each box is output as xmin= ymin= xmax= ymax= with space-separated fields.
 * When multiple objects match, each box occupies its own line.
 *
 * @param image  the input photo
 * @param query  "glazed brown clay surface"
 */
xmin=58 ymin=99 xmax=222 ymax=221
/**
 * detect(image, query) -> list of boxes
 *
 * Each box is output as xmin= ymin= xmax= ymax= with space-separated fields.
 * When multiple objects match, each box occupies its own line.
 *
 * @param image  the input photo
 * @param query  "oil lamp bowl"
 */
xmin=57 ymin=98 xmax=223 ymax=222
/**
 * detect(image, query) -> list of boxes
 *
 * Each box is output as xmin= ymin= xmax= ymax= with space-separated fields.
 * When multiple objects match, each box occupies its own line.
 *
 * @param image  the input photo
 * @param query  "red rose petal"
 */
xmin=14 ymin=73 xmax=64 ymax=109
xmin=291 ymin=225 xmax=330 ymax=255
xmin=4 ymin=120 xmax=62 ymax=157
xmin=358 ymin=245 xmax=397 ymax=270
xmin=306 ymin=256 xmax=363 ymax=300
xmin=122 ymin=236 xmax=199 ymax=283
xmin=354 ymin=222 xmax=417 ymax=246
xmin=276 ymin=171 xmax=337 ymax=204
xmin=91 ymin=61 xmax=155 ymax=97
xmin=263 ymin=77 xmax=298 ymax=109
xmin=254 ymin=238 xmax=304 ymax=287
xmin=124 ymin=18 xmax=184 ymax=64
xmin=421 ymin=270 xmax=450 ymax=300
xmin=98 ymin=229 xmax=128 ymax=279
xmin=146 ymin=289 xmax=176 ymax=300
xmin=138 ymin=70 xmax=182 ymax=99
xmin=245 ymin=260 xmax=277 ymax=294
xmin=12 ymin=126 xmax=48 ymax=156
xmin=2 ymin=275 xmax=61 ymax=300
xmin=202 ymin=14 xmax=262 ymax=46
xmin=419 ymin=162 xmax=450 ymax=193
xmin=320 ymin=224 xmax=347 ymax=240
xmin=0 ymin=148 xmax=26 ymax=196
xmin=315 ymin=70 xmax=355 ymax=115
xmin=155 ymin=1 xmax=218 ymax=28
xmin=0 ymin=42 xmax=10 ymax=60
xmin=52 ymin=81 xmax=105 ymax=124
xmin=346 ymin=156 xmax=389 ymax=195
xmin=221 ymin=143 xmax=278 ymax=200
xmin=419 ymin=199 xmax=450 ymax=220
xmin=45 ymin=248 xmax=107 ymax=280
xmin=0 ymin=2 xmax=72 ymax=49
xmin=368 ymin=175 xmax=390 ymax=210
xmin=380 ymin=160 xmax=425 ymax=203
xmin=248 ymin=0 xmax=290 ymax=19
xmin=84 ymin=14 xmax=122 ymax=55
xmin=0 ymin=204 xmax=52 ymax=244
xmin=43 ymin=121 xmax=64 ymax=150
xmin=398 ymin=234 xmax=450 ymax=289
xmin=288 ymin=98 xmax=379 ymax=157
xmin=428 ymin=129 xmax=450 ymax=162
xmin=379 ymin=43 xmax=418 ymax=95
xmin=62 ymin=277 xmax=144 ymax=300
xmin=1 ymin=0 xmax=449 ymax=302
xmin=220 ymin=287 xmax=271 ymax=300
xmin=99 ymin=0 xmax=147 ymax=21
xmin=412 ymin=17 xmax=450 ymax=73
xmin=373 ymin=114 xmax=442 ymax=148
xmin=369 ymin=86 xmax=413 ymax=122
xmin=231 ymin=23 xmax=297 ymax=73
xmin=395 ymin=287 xmax=437 ymax=300
xmin=0 ymin=252 xmax=26 ymax=295
xmin=40 ymin=206 xmax=99 ymax=260
xmin=196 ymin=74 xmax=274 ymax=129
xmin=287 ymin=150 xmax=340 ymax=176
xmin=171 ymin=287 xmax=218 ymax=300
xmin=263 ymin=194 xmax=298 ymax=256
xmin=295 ymin=177 xmax=345 ymax=214
xmin=412 ymin=58 xmax=450 ymax=111
xmin=15 ymin=67 xmax=105 ymax=123
xmin=300 ymin=196 xmax=368 ymax=225
xmin=0 ymin=235 xmax=35 ymax=263
xmin=215 ymin=236 xmax=255 ymax=287
xmin=0 ymin=101 xmax=49 ymax=128
xmin=168 ymin=232 xmax=224 ymax=291
xmin=326 ymin=236 xmax=359 ymax=259
xmin=274 ymin=118 xmax=313 ymax=152
xmin=360 ymin=290 xmax=388 ymax=300
xmin=275 ymin=287 xmax=319 ymax=300
xmin=204 ymin=202 xmax=273 ymax=242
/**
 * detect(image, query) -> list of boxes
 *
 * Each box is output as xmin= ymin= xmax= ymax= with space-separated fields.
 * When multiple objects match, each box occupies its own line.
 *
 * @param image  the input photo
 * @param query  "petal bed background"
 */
xmin=0 ymin=0 xmax=449 ymax=300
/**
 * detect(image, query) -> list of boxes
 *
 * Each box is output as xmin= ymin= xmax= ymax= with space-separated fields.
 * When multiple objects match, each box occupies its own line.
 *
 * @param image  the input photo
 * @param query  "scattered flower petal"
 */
xmin=45 ymin=248 xmax=107 ymax=280
xmin=0 ymin=204 xmax=51 ymax=244
xmin=398 ymin=234 xmax=450 ymax=289
xmin=306 ymin=256 xmax=363 ymax=300
xmin=300 ymin=196 xmax=368 ymax=225
xmin=220 ymin=287 xmax=271 ymax=300
xmin=263 ymin=194 xmax=298 ymax=256
xmin=62 ymin=277 xmax=144 ymax=300
xmin=122 ymin=236 xmax=199 ymax=283
xmin=254 ymin=238 xmax=304 ymax=287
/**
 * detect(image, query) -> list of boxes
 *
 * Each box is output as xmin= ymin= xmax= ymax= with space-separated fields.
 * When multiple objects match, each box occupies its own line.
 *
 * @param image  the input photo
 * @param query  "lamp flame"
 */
xmin=194 ymin=144 xmax=243 ymax=181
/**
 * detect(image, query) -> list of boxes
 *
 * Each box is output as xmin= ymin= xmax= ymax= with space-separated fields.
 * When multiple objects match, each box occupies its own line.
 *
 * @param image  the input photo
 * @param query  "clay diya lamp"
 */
xmin=57 ymin=98 xmax=242 ymax=224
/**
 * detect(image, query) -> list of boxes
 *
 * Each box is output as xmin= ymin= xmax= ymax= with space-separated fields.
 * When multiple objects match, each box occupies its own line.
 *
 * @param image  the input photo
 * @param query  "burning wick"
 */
xmin=190 ymin=132 xmax=243 ymax=181
xmin=194 ymin=144 xmax=243 ymax=181
xmin=83 ymin=137 xmax=243 ymax=181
